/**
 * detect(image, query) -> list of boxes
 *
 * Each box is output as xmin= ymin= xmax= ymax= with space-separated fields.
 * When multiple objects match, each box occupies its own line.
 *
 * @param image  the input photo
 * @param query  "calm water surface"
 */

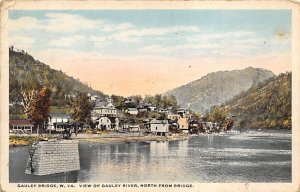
xmin=10 ymin=130 xmax=291 ymax=183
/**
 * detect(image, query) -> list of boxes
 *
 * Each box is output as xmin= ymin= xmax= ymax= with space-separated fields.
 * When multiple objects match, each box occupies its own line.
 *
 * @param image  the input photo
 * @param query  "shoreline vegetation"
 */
xmin=9 ymin=133 xmax=189 ymax=146
xmin=9 ymin=127 xmax=291 ymax=147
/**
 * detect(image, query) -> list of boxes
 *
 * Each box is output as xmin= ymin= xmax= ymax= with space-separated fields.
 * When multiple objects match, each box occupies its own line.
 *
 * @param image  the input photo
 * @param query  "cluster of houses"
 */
xmin=9 ymin=96 xmax=225 ymax=136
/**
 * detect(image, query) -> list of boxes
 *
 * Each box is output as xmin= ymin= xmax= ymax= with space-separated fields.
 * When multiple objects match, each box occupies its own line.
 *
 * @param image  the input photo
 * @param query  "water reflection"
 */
xmin=10 ymin=130 xmax=291 ymax=183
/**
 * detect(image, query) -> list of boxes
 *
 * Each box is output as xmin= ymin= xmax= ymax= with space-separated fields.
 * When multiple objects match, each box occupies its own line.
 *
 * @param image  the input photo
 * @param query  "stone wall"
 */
xmin=25 ymin=140 xmax=80 ymax=176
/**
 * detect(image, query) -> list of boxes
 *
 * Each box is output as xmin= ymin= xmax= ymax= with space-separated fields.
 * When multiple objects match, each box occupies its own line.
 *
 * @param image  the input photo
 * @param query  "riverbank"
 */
xmin=9 ymin=135 xmax=51 ymax=146
xmin=9 ymin=133 xmax=189 ymax=146
xmin=72 ymin=133 xmax=189 ymax=144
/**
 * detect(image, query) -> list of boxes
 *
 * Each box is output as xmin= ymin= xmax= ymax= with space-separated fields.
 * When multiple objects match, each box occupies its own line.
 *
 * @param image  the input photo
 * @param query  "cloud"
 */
xmin=9 ymin=35 xmax=35 ymax=50
xmin=88 ymin=25 xmax=201 ymax=45
xmin=9 ymin=13 xmax=134 ymax=34
xmin=9 ymin=12 xmax=291 ymax=60
xmin=9 ymin=16 xmax=44 ymax=31
xmin=138 ymin=43 xmax=223 ymax=54
xmin=137 ymin=29 xmax=291 ymax=58
xmin=44 ymin=13 xmax=99 ymax=33
xmin=49 ymin=35 xmax=86 ymax=47
xmin=186 ymin=31 xmax=257 ymax=42
xmin=110 ymin=26 xmax=200 ymax=42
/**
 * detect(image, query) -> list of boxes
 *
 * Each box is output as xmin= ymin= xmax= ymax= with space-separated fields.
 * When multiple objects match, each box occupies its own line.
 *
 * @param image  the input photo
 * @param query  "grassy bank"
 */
xmin=9 ymin=135 xmax=49 ymax=146
xmin=9 ymin=133 xmax=189 ymax=146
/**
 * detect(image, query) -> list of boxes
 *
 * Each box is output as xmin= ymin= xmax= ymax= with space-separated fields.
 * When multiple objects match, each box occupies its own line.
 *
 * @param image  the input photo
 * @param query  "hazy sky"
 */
xmin=9 ymin=10 xmax=291 ymax=97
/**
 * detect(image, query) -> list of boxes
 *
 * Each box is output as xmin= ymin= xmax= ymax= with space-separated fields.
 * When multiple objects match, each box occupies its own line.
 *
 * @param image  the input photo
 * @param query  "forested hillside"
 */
xmin=9 ymin=47 xmax=106 ymax=117
xmin=209 ymin=72 xmax=291 ymax=129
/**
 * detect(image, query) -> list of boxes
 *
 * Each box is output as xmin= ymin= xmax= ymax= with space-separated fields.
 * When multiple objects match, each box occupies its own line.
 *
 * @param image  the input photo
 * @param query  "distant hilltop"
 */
xmin=165 ymin=67 xmax=275 ymax=114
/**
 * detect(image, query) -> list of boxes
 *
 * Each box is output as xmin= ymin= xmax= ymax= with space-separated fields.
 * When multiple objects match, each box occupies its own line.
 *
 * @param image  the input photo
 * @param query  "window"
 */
xmin=156 ymin=127 xmax=157 ymax=130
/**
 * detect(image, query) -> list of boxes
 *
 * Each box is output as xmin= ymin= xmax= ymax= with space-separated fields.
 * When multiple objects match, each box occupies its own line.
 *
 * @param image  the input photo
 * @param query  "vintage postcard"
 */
xmin=1 ymin=0 xmax=300 ymax=192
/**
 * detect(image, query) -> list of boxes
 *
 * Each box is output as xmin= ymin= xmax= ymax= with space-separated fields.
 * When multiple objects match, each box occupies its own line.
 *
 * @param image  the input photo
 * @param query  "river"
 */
xmin=9 ymin=130 xmax=291 ymax=183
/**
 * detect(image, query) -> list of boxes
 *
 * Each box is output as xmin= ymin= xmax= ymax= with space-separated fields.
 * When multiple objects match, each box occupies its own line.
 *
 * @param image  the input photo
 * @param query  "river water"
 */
xmin=9 ymin=130 xmax=291 ymax=183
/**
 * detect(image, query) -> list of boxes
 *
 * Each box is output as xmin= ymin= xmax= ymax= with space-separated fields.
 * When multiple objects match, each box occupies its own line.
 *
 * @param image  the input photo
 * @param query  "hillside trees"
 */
xmin=29 ymin=87 xmax=52 ymax=130
xmin=72 ymin=93 xmax=95 ymax=132
xmin=9 ymin=48 xmax=106 ymax=116
xmin=211 ymin=72 xmax=291 ymax=129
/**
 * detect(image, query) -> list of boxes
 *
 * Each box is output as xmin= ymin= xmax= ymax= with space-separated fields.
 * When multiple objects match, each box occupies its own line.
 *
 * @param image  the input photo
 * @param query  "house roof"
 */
xmin=126 ymin=108 xmax=138 ymax=111
xmin=9 ymin=119 xmax=33 ymax=126
xmin=150 ymin=119 xmax=168 ymax=124
xmin=95 ymin=101 xmax=108 ymax=107
xmin=49 ymin=113 xmax=71 ymax=118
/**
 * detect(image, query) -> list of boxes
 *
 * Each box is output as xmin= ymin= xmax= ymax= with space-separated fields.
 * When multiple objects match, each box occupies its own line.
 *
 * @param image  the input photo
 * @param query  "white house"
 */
xmin=90 ymin=95 xmax=101 ymax=102
xmin=125 ymin=108 xmax=138 ymax=115
xmin=92 ymin=97 xmax=119 ymax=130
xmin=9 ymin=119 xmax=33 ymax=134
xmin=150 ymin=119 xmax=169 ymax=136
xmin=93 ymin=101 xmax=118 ymax=117
xmin=47 ymin=113 xmax=71 ymax=131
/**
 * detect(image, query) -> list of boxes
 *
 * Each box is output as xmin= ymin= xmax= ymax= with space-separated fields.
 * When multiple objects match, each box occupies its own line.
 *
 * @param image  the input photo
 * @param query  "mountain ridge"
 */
xmin=212 ymin=72 xmax=291 ymax=129
xmin=165 ymin=67 xmax=275 ymax=114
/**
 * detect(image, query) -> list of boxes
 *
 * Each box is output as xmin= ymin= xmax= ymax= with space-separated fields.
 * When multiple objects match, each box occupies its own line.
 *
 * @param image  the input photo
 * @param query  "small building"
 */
xmin=148 ymin=106 xmax=157 ymax=112
xmin=150 ymin=119 xmax=169 ymax=136
xmin=177 ymin=108 xmax=190 ymax=118
xmin=167 ymin=114 xmax=181 ymax=121
xmin=178 ymin=117 xmax=189 ymax=133
xmin=93 ymin=100 xmax=118 ymax=117
xmin=91 ymin=97 xmax=119 ymax=130
xmin=90 ymin=95 xmax=101 ymax=102
xmin=125 ymin=108 xmax=138 ymax=115
xmin=48 ymin=113 xmax=71 ymax=131
xmin=9 ymin=119 xmax=33 ymax=134
xmin=137 ymin=104 xmax=149 ymax=113
xmin=129 ymin=124 xmax=140 ymax=132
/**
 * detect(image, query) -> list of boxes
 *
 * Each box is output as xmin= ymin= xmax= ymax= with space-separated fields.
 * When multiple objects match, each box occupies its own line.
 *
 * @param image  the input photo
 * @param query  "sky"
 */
xmin=8 ymin=10 xmax=291 ymax=97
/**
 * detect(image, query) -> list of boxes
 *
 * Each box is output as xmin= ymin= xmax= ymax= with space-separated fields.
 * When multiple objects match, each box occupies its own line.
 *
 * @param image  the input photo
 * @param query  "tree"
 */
xmin=128 ymin=95 xmax=143 ymax=107
xmin=191 ymin=111 xmax=201 ymax=121
xmin=29 ymin=87 xmax=52 ymax=131
xmin=72 ymin=93 xmax=94 ymax=134
xmin=225 ymin=118 xmax=234 ymax=131
xmin=20 ymin=89 xmax=39 ymax=118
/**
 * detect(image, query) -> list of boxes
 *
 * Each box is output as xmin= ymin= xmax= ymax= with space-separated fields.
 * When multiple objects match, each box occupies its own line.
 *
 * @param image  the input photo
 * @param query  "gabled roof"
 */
xmin=150 ymin=119 xmax=169 ymax=124
xmin=95 ymin=101 xmax=109 ymax=108
xmin=49 ymin=113 xmax=71 ymax=119
xmin=9 ymin=119 xmax=33 ymax=126
xmin=126 ymin=108 xmax=138 ymax=111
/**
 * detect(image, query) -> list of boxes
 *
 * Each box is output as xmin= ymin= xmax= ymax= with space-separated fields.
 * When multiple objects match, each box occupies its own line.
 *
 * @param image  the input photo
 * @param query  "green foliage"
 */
xmin=191 ymin=111 xmax=201 ymax=121
xmin=72 ymin=93 xmax=94 ymax=124
xmin=208 ymin=107 xmax=227 ymax=123
xmin=30 ymin=87 xmax=52 ymax=126
xmin=144 ymin=94 xmax=179 ymax=112
xmin=206 ymin=107 xmax=229 ymax=129
xmin=9 ymin=48 xmax=106 ymax=117
xmin=216 ymin=72 xmax=292 ymax=129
